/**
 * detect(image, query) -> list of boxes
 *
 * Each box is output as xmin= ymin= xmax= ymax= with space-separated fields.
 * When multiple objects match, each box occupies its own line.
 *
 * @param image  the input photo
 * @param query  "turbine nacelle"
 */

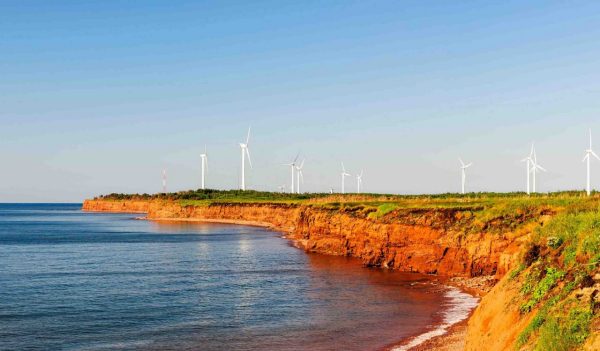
xmin=341 ymin=162 xmax=351 ymax=177
xmin=459 ymin=158 xmax=472 ymax=169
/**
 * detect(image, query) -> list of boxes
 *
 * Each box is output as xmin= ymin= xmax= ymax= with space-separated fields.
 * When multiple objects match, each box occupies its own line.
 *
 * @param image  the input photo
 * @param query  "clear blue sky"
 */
xmin=2 ymin=1 xmax=600 ymax=201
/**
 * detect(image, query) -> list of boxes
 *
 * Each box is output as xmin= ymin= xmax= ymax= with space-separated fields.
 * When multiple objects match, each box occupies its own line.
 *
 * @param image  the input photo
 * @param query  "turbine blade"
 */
xmin=293 ymin=153 xmax=299 ymax=163
xmin=246 ymin=148 xmax=252 ymax=169
xmin=341 ymin=162 xmax=346 ymax=172
xmin=246 ymin=126 xmax=251 ymax=145
xmin=465 ymin=163 xmax=472 ymax=168
xmin=537 ymin=164 xmax=547 ymax=172
xmin=530 ymin=142 xmax=535 ymax=157
xmin=584 ymin=153 xmax=590 ymax=162
xmin=593 ymin=151 xmax=600 ymax=161
xmin=458 ymin=158 xmax=464 ymax=166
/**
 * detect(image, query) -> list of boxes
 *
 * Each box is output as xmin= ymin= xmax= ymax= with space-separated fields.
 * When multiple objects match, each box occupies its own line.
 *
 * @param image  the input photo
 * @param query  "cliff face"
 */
xmin=82 ymin=199 xmax=529 ymax=278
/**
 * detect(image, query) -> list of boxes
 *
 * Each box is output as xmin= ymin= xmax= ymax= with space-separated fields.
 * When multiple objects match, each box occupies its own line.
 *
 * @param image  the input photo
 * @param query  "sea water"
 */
xmin=0 ymin=203 xmax=475 ymax=351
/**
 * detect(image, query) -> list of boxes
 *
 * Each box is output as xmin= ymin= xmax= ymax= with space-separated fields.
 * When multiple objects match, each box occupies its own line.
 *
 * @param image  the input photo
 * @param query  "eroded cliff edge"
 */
xmin=83 ymin=199 xmax=529 ymax=278
xmin=82 ymin=197 xmax=600 ymax=350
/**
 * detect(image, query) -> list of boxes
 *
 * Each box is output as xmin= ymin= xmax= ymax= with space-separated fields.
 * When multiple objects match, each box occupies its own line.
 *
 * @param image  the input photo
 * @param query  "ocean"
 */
xmin=0 ymin=203 xmax=476 ymax=350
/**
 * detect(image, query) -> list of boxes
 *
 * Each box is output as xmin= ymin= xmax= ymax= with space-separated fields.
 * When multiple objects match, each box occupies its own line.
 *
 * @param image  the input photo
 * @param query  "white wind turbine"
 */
xmin=200 ymin=145 xmax=208 ymax=190
xmin=295 ymin=159 xmax=305 ymax=194
xmin=239 ymin=127 xmax=252 ymax=191
xmin=340 ymin=162 xmax=351 ymax=194
xmin=162 ymin=169 xmax=167 ymax=193
xmin=459 ymin=158 xmax=472 ymax=194
xmin=530 ymin=146 xmax=546 ymax=193
xmin=283 ymin=154 xmax=299 ymax=193
xmin=278 ymin=185 xmax=286 ymax=193
xmin=356 ymin=170 xmax=363 ymax=193
xmin=521 ymin=143 xmax=535 ymax=195
xmin=583 ymin=129 xmax=599 ymax=196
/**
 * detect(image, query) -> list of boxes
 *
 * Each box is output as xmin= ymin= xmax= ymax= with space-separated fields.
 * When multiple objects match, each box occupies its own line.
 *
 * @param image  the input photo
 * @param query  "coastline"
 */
xmin=141 ymin=216 xmax=276 ymax=228
xmin=142 ymin=214 xmax=484 ymax=351
xmin=386 ymin=284 xmax=479 ymax=351
xmin=81 ymin=199 xmax=517 ymax=350
xmin=407 ymin=318 xmax=470 ymax=351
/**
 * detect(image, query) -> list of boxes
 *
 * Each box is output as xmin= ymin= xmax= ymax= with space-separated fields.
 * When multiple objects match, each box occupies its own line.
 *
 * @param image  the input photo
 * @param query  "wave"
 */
xmin=392 ymin=286 xmax=479 ymax=351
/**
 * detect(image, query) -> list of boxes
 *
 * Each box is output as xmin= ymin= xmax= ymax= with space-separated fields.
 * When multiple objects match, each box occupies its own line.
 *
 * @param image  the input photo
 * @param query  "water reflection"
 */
xmin=0 ymin=206 xmax=449 ymax=351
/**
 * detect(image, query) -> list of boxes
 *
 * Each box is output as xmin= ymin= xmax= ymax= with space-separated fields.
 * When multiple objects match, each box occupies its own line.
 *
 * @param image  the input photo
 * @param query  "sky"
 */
xmin=2 ymin=1 xmax=600 ymax=202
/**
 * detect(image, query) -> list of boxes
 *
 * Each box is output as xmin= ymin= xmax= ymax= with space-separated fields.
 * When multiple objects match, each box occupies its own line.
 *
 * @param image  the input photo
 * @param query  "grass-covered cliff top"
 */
xmin=95 ymin=189 xmax=600 ymax=224
xmin=97 ymin=189 xmax=596 ymax=205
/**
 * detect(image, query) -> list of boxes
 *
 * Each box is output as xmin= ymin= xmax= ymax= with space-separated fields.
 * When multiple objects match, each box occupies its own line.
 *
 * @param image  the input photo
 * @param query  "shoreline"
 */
xmin=386 ymin=285 xmax=479 ymax=351
xmin=140 ymin=216 xmax=277 ymax=228
xmin=406 ymin=318 xmax=470 ymax=351
xmin=141 ymin=214 xmax=484 ymax=351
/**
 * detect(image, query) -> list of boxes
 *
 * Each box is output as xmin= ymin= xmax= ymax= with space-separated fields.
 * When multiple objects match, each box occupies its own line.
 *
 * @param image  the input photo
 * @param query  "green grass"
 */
xmin=535 ymin=305 xmax=593 ymax=351
xmin=367 ymin=203 xmax=399 ymax=219
xmin=509 ymin=263 xmax=526 ymax=281
xmin=513 ymin=203 xmax=600 ymax=349
xmin=520 ymin=267 xmax=565 ymax=313
xmin=533 ymin=210 xmax=600 ymax=269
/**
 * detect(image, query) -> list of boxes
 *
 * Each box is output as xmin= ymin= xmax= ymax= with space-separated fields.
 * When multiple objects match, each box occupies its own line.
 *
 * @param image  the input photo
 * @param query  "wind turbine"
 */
xmin=530 ymin=146 xmax=546 ymax=193
xmin=340 ymin=162 xmax=351 ymax=194
xmin=200 ymin=145 xmax=208 ymax=190
xmin=278 ymin=185 xmax=286 ymax=193
xmin=162 ymin=169 xmax=167 ymax=193
xmin=356 ymin=170 xmax=363 ymax=193
xmin=239 ymin=127 xmax=252 ymax=191
xmin=521 ymin=143 xmax=535 ymax=195
xmin=295 ymin=159 xmax=305 ymax=194
xmin=583 ymin=129 xmax=599 ymax=196
xmin=459 ymin=158 xmax=472 ymax=194
xmin=283 ymin=154 xmax=299 ymax=193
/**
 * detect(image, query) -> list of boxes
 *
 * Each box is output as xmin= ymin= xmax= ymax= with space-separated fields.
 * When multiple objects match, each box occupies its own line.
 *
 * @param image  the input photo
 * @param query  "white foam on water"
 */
xmin=392 ymin=286 xmax=479 ymax=351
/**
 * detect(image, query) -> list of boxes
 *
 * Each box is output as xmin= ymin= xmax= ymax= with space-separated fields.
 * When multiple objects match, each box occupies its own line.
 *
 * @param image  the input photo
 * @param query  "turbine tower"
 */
xmin=459 ymin=158 xmax=472 ymax=194
xmin=530 ymin=146 xmax=546 ymax=193
xmin=356 ymin=170 xmax=363 ymax=193
xmin=200 ymin=145 xmax=208 ymax=190
xmin=283 ymin=154 xmax=299 ymax=193
xmin=295 ymin=159 xmax=305 ymax=194
xmin=583 ymin=129 xmax=599 ymax=196
xmin=162 ymin=169 xmax=167 ymax=193
xmin=521 ymin=143 xmax=535 ymax=195
xmin=340 ymin=162 xmax=351 ymax=194
xmin=239 ymin=127 xmax=252 ymax=191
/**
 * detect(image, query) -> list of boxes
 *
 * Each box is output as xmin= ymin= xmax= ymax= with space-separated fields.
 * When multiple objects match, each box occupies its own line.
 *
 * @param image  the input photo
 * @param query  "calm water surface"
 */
xmin=0 ymin=204 xmax=450 ymax=351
